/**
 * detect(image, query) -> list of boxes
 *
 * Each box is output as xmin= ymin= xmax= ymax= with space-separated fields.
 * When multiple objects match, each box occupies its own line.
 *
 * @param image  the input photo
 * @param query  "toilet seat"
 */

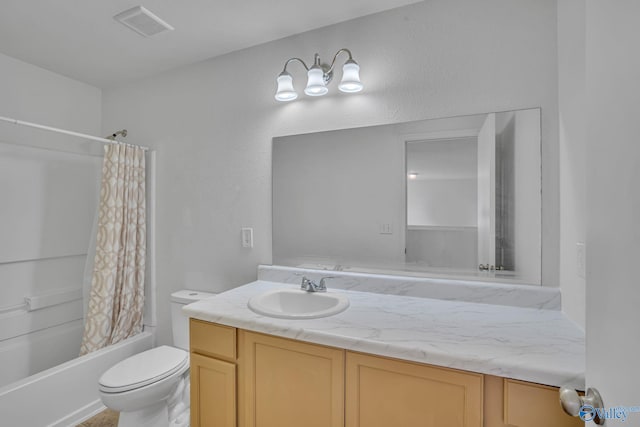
xmin=99 ymin=346 xmax=189 ymax=394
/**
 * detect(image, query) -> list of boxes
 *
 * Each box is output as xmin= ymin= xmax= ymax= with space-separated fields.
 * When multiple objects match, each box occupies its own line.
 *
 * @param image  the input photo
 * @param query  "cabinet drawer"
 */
xmin=190 ymin=319 xmax=236 ymax=360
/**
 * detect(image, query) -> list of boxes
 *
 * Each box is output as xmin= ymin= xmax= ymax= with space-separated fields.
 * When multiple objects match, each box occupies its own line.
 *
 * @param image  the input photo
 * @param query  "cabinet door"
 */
xmin=346 ymin=352 xmax=483 ymax=427
xmin=241 ymin=331 xmax=344 ymax=427
xmin=485 ymin=376 xmax=584 ymax=427
xmin=191 ymin=353 xmax=236 ymax=427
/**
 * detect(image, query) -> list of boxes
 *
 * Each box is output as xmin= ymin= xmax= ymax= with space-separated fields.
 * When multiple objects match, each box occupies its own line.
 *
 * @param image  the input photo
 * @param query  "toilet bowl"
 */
xmin=98 ymin=290 xmax=216 ymax=427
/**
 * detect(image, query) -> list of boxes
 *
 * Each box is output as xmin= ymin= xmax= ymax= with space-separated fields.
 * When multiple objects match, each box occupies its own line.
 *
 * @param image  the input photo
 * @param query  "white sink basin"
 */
xmin=247 ymin=289 xmax=350 ymax=319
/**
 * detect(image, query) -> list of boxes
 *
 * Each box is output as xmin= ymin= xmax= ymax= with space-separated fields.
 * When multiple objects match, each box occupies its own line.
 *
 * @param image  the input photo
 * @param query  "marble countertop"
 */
xmin=184 ymin=280 xmax=585 ymax=389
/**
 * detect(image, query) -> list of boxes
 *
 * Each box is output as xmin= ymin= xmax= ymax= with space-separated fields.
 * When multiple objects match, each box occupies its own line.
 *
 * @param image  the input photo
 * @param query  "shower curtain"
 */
xmin=80 ymin=143 xmax=146 ymax=355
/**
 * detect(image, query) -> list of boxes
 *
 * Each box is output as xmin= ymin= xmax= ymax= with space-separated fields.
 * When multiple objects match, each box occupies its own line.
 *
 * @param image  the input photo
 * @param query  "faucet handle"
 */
xmin=300 ymin=276 xmax=313 ymax=291
xmin=318 ymin=276 xmax=335 ymax=290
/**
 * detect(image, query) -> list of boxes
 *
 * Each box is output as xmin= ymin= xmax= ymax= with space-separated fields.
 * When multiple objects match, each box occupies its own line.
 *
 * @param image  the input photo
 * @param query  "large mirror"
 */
xmin=272 ymin=108 xmax=541 ymax=284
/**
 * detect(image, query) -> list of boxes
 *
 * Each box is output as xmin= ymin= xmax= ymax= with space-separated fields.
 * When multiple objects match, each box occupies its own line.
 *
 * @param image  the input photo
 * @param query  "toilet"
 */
xmin=98 ymin=290 xmax=216 ymax=427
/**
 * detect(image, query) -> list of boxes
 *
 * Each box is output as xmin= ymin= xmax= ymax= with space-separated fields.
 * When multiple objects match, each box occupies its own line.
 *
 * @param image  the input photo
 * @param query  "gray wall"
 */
xmin=102 ymin=0 xmax=560 ymax=346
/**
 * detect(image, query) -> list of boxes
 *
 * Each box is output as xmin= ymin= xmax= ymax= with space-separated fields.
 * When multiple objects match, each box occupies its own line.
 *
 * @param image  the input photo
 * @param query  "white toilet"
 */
xmin=98 ymin=290 xmax=216 ymax=427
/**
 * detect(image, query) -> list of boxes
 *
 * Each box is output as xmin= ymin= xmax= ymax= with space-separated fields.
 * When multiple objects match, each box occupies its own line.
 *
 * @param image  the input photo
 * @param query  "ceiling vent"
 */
xmin=114 ymin=6 xmax=174 ymax=37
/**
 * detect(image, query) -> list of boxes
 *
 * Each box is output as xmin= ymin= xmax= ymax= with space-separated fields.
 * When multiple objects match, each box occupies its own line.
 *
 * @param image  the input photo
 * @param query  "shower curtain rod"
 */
xmin=0 ymin=115 xmax=149 ymax=151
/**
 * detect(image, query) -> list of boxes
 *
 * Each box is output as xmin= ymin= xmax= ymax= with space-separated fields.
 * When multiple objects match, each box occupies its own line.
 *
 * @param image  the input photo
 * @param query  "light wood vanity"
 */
xmin=190 ymin=319 xmax=582 ymax=427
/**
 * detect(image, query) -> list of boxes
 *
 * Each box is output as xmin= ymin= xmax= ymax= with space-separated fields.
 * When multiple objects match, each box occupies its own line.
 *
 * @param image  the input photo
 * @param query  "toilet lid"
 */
xmin=99 ymin=346 xmax=189 ymax=393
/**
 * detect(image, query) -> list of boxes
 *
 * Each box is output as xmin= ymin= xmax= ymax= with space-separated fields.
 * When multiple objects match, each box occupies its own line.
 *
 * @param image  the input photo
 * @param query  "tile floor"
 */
xmin=76 ymin=409 xmax=119 ymax=427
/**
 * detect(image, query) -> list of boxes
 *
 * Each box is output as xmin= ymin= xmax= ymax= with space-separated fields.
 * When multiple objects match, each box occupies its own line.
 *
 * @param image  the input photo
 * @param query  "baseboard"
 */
xmin=48 ymin=399 xmax=105 ymax=427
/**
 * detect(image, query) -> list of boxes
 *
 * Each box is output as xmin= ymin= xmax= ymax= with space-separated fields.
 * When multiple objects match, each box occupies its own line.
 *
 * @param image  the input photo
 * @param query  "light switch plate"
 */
xmin=379 ymin=223 xmax=393 ymax=234
xmin=241 ymin=227 xmax=254 ymax=248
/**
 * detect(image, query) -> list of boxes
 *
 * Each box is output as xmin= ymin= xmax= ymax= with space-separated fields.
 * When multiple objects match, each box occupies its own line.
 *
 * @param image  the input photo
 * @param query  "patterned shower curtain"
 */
xmin=80 ymin=143 xmax=146 ymax=355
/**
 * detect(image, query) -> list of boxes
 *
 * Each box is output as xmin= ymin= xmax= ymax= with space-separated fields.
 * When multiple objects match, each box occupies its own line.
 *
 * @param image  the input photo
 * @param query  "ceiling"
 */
xmin=0 ymin=0 xmax=420 ymax=88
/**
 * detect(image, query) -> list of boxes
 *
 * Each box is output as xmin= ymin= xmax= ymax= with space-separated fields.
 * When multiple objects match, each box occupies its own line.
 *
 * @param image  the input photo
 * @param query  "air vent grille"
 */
xmin=114 ymin=6 xmax=174 ymax=37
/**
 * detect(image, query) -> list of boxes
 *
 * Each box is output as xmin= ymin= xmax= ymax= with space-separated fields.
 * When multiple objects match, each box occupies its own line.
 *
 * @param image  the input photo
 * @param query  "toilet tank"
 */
xmin=170 ymin=290 xmax=217 ymax=350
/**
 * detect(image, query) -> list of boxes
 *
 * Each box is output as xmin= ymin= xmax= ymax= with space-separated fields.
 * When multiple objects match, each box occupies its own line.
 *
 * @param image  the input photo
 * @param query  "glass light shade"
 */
xmin=339 ymin=61 xmax=363 ymax=93
xmin=304 ymin=66 xmax=328 ymax=96
xmin=275 ymin=72 xmax=298 ymax=101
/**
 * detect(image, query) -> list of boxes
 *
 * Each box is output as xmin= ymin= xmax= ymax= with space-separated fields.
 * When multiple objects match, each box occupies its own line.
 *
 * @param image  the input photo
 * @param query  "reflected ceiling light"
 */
xmin=408 ymin=173 xmax=419 ymax=180
xmin=275 ymin=49 xmax=363 ymax=102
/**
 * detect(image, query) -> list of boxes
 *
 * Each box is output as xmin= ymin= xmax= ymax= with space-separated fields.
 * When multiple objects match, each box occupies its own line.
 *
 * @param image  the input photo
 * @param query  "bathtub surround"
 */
xmin=0 ymin=48 xmax=160 ymax=427
xmin=0 ymin=51 xmax=103 ymax=386
xmin=81 ymin=144 xmax=147 ymax=354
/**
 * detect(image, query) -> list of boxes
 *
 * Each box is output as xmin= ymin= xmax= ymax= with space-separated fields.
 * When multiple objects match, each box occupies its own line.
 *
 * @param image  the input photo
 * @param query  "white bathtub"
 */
xmin=0 ymin=331 xmax=153 ymax=426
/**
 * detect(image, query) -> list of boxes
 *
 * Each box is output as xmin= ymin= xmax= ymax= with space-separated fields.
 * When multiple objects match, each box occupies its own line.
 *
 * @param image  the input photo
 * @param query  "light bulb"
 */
xmin=339 ymin=60 xmax=363 ymax=93
xmin=304 ymin=66 xmax=328 ymax=96
xmin=275 ymin=72 xmax=297 ymax=102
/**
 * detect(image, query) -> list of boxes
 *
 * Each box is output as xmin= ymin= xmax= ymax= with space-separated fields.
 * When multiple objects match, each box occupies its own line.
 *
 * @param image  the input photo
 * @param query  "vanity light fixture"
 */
xmin=275 ymin=49 xmax=363 ymax=102
xmin=408 ymin=172 xmax=419 ymax=180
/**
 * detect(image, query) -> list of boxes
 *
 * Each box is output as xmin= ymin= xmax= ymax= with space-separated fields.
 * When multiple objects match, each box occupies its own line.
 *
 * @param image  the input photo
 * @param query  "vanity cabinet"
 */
xmin=190 ymin=319 xmax=581 ymax=427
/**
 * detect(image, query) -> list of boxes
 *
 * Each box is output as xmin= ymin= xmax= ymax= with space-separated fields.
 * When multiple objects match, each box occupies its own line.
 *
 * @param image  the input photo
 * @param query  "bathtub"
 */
xmin=0 ymin=331 xmax=153 ymax=426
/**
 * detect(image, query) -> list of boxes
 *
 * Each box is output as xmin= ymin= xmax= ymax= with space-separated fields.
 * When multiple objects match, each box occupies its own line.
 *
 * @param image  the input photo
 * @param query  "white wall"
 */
xmin=407 ymin=137 xmax=477 ymax=227
xmin=408 ymin=179 xmax=477 ymax=226
xmin=0 ymin=52 xmax=101 ymax=150
xmin=0 ymin=52 xmax=102 ymax=385
xmin=585 ymin=0 xmax=640 ymax=412
xmin=557 ymin=0 xmax=586 ymax=329
xmin=102 ymin=0 xmax=559 ymax=346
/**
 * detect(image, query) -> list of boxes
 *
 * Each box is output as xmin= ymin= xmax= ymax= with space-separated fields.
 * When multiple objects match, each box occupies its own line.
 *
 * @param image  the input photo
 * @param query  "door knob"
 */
xmin=559 ymin=386 xmax=605 ymax=425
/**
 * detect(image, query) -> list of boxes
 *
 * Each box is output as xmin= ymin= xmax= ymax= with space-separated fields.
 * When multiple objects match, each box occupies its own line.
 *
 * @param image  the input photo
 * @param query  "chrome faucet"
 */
xmin=300 ymin=276 xmax=333 ymax=293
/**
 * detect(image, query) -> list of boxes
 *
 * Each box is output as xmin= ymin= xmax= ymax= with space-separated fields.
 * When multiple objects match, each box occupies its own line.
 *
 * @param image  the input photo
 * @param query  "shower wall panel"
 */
xmin=0 ymin=142 xmax=102 ymax=387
